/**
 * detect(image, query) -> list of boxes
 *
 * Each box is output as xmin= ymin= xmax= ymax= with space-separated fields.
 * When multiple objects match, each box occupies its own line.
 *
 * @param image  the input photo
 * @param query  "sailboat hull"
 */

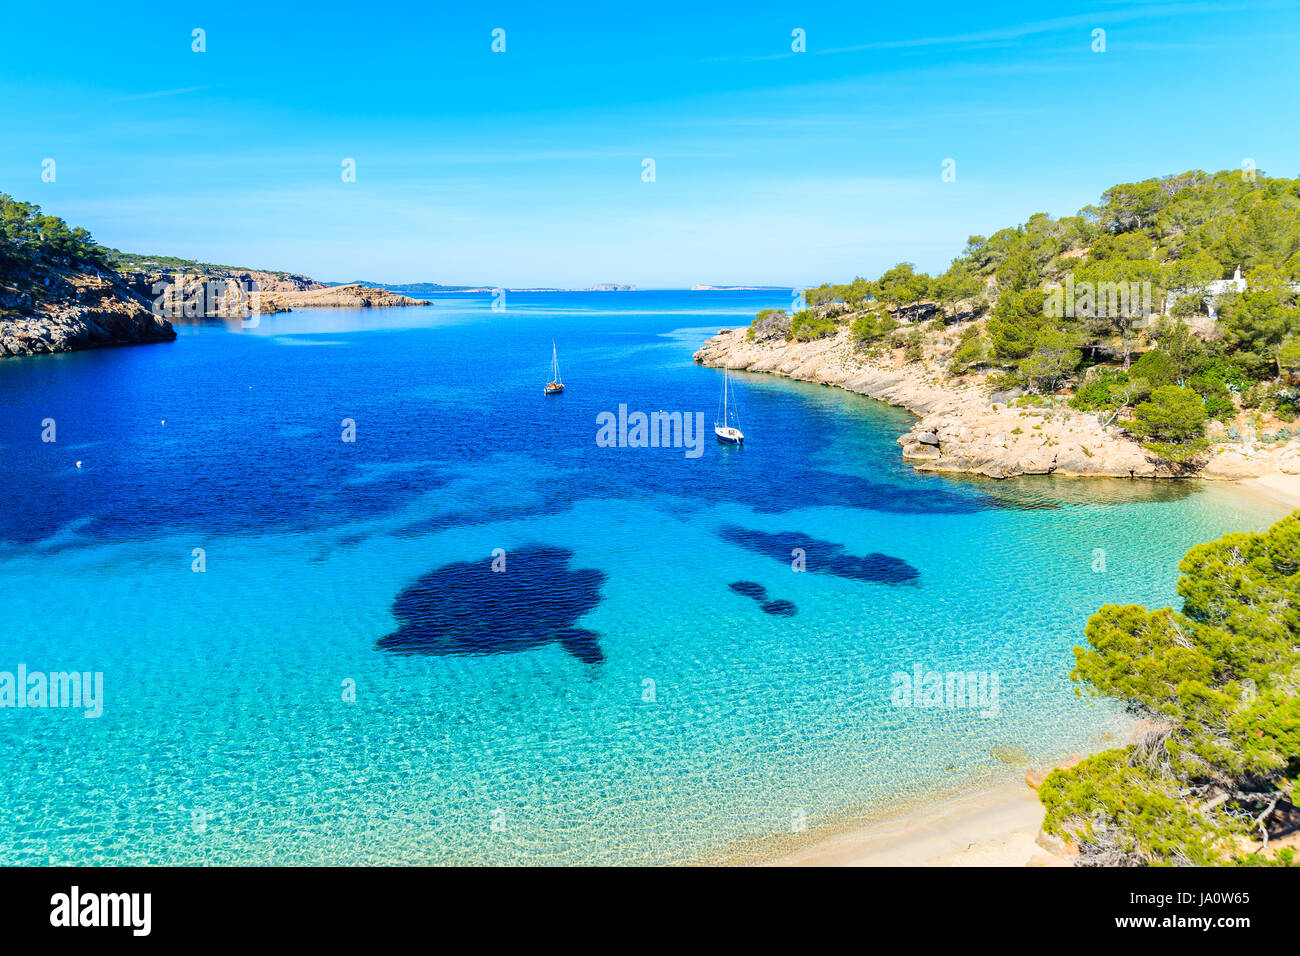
xmin=714 ymin=426 xmax=743 ymax=444
xmin=545 ymin=383 xmax=564 ymax=395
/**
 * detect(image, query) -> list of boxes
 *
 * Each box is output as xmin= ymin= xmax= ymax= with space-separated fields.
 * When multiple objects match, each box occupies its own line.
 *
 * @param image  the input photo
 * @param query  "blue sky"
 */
xmin=2 ymin=0 xmax=1298 ymax=287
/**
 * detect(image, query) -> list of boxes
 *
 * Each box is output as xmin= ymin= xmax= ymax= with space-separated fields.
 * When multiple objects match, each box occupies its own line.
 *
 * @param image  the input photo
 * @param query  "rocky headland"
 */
xmin=694 ymin=326 xmax=1300 ymax=482
xmin=2 ymin=263 xmax=428 ymax=360
xmin=0 ymin=268 xmax=176 ymax=358
xmin=254 ymin=283 xmax=430 ymax=311
xmin=122 ymin=271 xmax=430 ymax=317
xmin=1 ymin=187 xmax=437 ymax=361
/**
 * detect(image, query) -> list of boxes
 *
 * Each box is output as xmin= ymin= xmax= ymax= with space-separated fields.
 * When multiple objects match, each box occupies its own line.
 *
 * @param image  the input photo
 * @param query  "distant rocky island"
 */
xmin=690 ymin=284 xmax=788 ymax=291
xmin=339 ymin=280 xmax=488 ymax=294
xmin=345 ymin=280 xmax=639 ymax=293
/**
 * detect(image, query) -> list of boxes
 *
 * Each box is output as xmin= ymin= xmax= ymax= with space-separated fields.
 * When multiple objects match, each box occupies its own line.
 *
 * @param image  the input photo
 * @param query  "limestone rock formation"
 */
xmin=693 ymin=324 xmax=1300 ymax=482
xmin=254 ymin=284 xmax=431 ymax=311
xmin=1 ymin=269 xmax=176 ymax=358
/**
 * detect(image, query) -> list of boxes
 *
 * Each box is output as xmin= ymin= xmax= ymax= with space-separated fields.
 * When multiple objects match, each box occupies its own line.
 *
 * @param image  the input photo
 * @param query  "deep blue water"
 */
xmin=0 ymin=291 xmax=1286 ymax=864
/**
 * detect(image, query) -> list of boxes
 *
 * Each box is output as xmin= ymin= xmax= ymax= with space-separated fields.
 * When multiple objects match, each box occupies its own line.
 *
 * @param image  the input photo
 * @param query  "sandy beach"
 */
xmin=764 ymin=481 xmax=1300 ymax=869
xmin=770 ymin=780 xmax=1070 ymax=867
xmin=1243 ymin=472 xmax=1300 ymax=510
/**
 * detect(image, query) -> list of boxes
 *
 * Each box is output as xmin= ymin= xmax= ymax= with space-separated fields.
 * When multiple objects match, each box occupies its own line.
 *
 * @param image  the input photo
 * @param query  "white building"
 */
xmin=1166 ymin=266 xmax=1300 ymax=321
xmin=1165 ymin=266 xmax=1246 ymax=320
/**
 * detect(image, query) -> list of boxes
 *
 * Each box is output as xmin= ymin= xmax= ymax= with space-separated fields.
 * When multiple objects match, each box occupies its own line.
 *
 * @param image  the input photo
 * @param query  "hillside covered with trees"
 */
xmin=0 ymin=193 xmax=176 ymax=356
xmin=756 ymin=170 xmax=1300 ymax=464
xmin=0 ymin=192 xmax=110 ymax=305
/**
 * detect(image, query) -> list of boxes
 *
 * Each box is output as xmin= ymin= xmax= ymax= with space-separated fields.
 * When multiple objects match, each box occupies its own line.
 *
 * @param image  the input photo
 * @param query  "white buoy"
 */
xmin=75 ymin=461 xmax=82 ymax=469
xmin=161 ymin=419 xmax=166 ymax=425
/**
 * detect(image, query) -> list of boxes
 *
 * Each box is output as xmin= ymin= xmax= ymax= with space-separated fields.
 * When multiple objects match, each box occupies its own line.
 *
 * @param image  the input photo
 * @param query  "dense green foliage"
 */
xmin=1128 ymin=385 xmax=1210 ymax=461
xmin=902 ymin=327 xmax=925 ymax=363
xmin=1040 ymin=513 xmax=1300 ymax=866
xmin=101 ymin=248 xmax=292 ymax=278
xmin=789 ymin=308 xmax=839 ymax=341
xmin=948 ymin=324 xmax=987 ymax=375
xmin=0 ymin=192 xmax=107 ymax=297
xmin=848 ymin=308 xmax=896 ymax=347
xmin=1017 ymin=326 xmax=1082 ymax=393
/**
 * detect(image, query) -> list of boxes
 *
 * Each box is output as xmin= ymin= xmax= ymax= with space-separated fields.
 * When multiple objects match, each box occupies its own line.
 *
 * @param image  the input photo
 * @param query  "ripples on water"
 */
xmin=0 ymin=292 xmax=1289 ymax=864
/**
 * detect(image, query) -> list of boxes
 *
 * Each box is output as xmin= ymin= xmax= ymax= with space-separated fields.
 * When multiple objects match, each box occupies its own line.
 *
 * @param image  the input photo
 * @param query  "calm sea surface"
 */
xmin=0 ymin=291 xmax=1286 ymax=864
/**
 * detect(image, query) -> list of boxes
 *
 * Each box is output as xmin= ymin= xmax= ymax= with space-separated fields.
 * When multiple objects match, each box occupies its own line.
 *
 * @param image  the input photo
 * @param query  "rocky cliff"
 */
xmin=123 ymin=272 xmax=430 ymax=318
xmin=694 ymin=327 xmax=1300 ymax=481
xmin=1 ymin=268 xmax=428 ymax=359
xmin=124 ymin=268 xmax=322 ymax=298
xmin=255 ymin=284 xmax=431 ymax=311
xmin=0 ymin=269 xmax=176 ymax=358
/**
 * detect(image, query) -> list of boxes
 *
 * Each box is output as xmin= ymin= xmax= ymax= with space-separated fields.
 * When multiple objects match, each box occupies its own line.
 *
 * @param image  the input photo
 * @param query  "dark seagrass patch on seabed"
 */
xmin=377 ymin=544 xmax=607 ymax=664
xmin=728 ymin=580 xmax=797 ymax=615
xmin=719 ymin=526 xmax=920 ymax=584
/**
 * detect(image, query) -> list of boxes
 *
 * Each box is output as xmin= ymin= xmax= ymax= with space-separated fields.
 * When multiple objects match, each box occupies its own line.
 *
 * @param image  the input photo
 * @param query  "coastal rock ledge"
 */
xmin=1 ymin=271 xmax=176 ymax=358
xmin=693 ymin=327 xmax=1300 ymax=482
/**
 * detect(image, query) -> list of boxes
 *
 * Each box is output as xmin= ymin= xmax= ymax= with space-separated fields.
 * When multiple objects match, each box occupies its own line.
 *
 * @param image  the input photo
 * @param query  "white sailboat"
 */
xmin=545 ymin=341 xmax=564 ymax=395
xmin=714 ymin=368 xmax=744 ymax=444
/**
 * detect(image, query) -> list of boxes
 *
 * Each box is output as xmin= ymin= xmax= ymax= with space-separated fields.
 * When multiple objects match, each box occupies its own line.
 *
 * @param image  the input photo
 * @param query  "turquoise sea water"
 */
xmin=0 ymin=291 xmax=1288 ymax=865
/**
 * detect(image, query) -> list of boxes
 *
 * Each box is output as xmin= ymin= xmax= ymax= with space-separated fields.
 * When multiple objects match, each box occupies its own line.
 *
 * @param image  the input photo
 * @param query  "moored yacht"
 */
xmin=545 ymin=341 xmax=564 ymax=394
xmin=714 ymin=368 xmax=744 ymax=444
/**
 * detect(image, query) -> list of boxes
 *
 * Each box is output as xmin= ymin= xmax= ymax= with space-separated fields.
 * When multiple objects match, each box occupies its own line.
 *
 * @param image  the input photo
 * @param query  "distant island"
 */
xmin=343 ymin=281 xmax=637 ymax=293
xmin=691 ymin=284 xmax=790 ymax=291
xmin=337 ymin=280 xmax=488 ymax=294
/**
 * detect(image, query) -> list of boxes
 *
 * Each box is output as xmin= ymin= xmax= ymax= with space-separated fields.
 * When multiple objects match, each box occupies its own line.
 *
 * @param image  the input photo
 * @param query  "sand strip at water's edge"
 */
xmin=763 ymin=780 xmax=1066 ymax=867
xmin=1242 ymin=472 xmax=1300 ymax=510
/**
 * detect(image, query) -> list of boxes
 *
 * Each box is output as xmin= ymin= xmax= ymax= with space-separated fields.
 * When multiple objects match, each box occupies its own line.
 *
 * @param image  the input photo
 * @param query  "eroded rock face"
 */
xmin=125 ymin=268 xmax=323 ymax=302
xmin=693 ymin=326 xmax=1161 ymax=479
xmin=254 ymin=284 xmax=431 ymax=311
xmin=901 ymin=405 xmax=1167 ymax=480
xmin=0 ymin=270 xmax=176 ymax=358
xmin=1201 ymin=450 xmax=1269 ymax=479
xmin=122 ymin=271 xmax=431 ymax=318
xmin=692 ymin=325 xmax=1297 ymax=482
xmin=901 ymin=442 xmax=941 ymax=461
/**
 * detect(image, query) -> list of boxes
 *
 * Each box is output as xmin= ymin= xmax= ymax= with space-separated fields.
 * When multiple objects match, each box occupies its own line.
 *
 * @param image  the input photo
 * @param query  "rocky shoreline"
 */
xmin=694 ymin=326 xmax=1300 ymax=482
xmin=0 ymin=270 xmax=176 ymax=358
xmin=1 ymin=269 xmax=428 ymax=360
xmin=123 ymin=271 xmax=430 ymax=315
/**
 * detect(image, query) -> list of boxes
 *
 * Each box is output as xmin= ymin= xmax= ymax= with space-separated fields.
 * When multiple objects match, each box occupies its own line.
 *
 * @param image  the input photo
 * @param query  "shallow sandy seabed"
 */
xmin=754 ymin=480 xmax=1299 ymax=868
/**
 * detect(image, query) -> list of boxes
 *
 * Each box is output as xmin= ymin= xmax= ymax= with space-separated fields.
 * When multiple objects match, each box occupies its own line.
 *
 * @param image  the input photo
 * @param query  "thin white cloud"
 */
xmin=710 ymin=1 xmax=1274 ymax=62
xmin=112 ymin=86 xmax=210 ymax=102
